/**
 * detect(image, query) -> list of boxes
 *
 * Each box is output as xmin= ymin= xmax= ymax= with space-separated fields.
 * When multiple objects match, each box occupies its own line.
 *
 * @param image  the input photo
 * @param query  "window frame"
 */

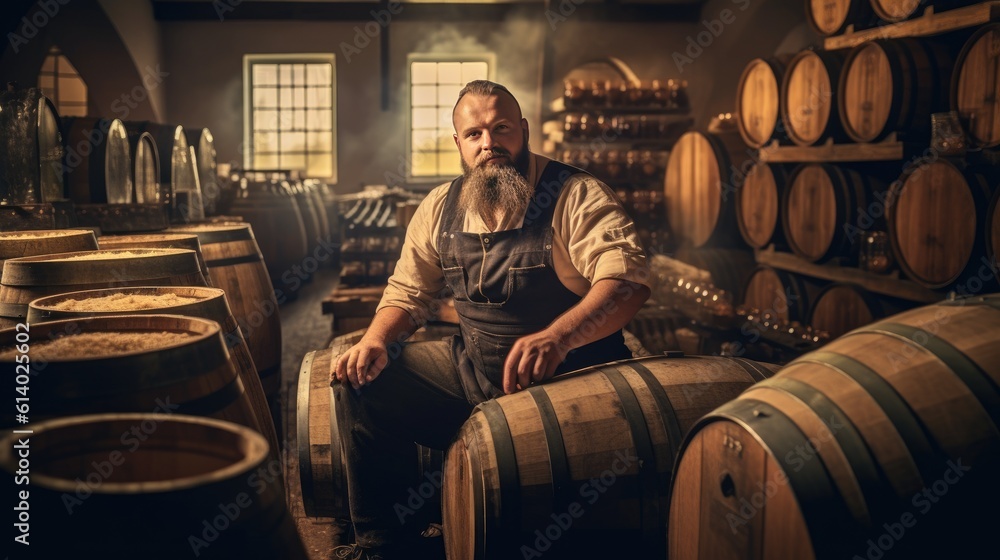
xmin=242 ymin=53 xmax=338 ymax=183
xmin=37 ymin=45 xmax=88 ymax=117
xmin=406 ymin=53 xmax=495 ymax=182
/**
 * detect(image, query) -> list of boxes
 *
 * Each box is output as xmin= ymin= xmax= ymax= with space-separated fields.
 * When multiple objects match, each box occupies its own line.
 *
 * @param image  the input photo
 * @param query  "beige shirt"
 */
xmin=376 ymin=153 xmax=650 ymax=323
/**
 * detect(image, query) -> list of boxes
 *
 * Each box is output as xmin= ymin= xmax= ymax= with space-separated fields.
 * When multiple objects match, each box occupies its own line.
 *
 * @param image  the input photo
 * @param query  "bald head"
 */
xmin=452 ymin=80 xmax=523 ymax=125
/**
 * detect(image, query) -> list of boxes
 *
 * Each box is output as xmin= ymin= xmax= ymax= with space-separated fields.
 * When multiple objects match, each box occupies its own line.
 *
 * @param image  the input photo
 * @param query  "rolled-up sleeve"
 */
xmin=552 ymin=174 xmax=650 ymax=293
xmin=375 ymin=185 xmax=449 ymax=324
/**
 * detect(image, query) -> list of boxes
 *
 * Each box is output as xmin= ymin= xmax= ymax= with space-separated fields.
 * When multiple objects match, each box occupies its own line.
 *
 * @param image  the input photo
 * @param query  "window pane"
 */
xmin=413 ymin=108 xmax=437 ymax=129
xmin=412 ymin=85 xmax=436 ymax=107
xmin=279 ymin=64 xmax=292 ymax=85
xmin=307 ymin=131 xmax=332 ymax=153
xmin=279 ymin=87 xmax=291 ymax=108
xmin=59 ymin=56 xmax=81 ymax=77
xmin=439 ymin=151 xmax=461 ymax=176
xmin=307 ymin=64 xmax=331 ymax=86
xmin=293 ymin=86 xmax=305 ymax=107
xmin=255 ymin=109 xmax=278 ymax=131
xmin=59 ymin=77 xmax=86 ymax=103
xmin=41 ymin=55 xmax=55 ymax=73
xmin=437 ymin=84 xmax=461 ymax=107
xmin=277 ymin=110 xmax=294 ymax=131
xmin=254 ymin=87 xmax=278 ymax=108
xmin=306 ymin=87 xmax=330 ymax=108
xmin=293 ymin=109 xmax=306 ymax=131
xmin=438 ymin=62 xmax=462 ymax=84
xmin=293 ymin=64 xmax=305 ymax=85
xmin=412 ymin=129 xmax=438 ymax=152
xmin=281 ymin=153 xmax=306 ymax=170
xmin=437 ymin=134 xmax=456 ymax=152
xmin=437 ymin=108 xmax=453 ymax=130
xmin=315 ymin=109 xmax=332 ymax=128
xmin=38 ymin=75 xmax=54 ymax=91
xmin=253 ymin=132 xmax=278 ymax=154
xmin=411 ymin=62 xmax=437 ymax=84
xmin=411 ymin=152 xmax=438 ymax=176
xmin=254 ymin=153 xmax=279 ymax=169
xmin=307 ymin=156 xmax=332 ymax=178
xmin=462 ymin=62 xmax=488 ymax=83
xmin=253 ymin=64 xmax=277 ymax=86
xmin=281 ymin=132 xmax=306 ymax=153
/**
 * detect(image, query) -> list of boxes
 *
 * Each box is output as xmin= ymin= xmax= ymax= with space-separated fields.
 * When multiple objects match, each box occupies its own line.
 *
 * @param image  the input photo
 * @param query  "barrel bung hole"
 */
xmin=720 ymin=472 xmax=736 ymax=498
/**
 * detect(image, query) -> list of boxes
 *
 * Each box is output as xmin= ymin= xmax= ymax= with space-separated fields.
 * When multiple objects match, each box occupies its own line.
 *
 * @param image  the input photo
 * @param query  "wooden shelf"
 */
xmin=824 ymin=2 xmax=1000 ymax=50
xmin=757 ymin=137 xmax=905 ymax=163
xmin=756 ymin=248 xmax=942 ymax=304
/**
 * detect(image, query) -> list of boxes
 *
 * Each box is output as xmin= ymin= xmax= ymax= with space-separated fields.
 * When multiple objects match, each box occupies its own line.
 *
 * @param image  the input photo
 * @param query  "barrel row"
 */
xmin=737 ymin=27 xmax=1000 ymax=149
xmin=807 ymin=0 xmax=982 ymax=36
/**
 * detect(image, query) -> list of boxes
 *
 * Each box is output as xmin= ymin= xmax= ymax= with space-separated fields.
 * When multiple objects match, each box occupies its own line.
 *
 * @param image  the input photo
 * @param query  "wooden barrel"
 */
xmin=988 ymin=187 xmax=1000 ymax=282
xmin=0 ymin=229 xmax=98 ymax=271
xmin=0 ymin=86 xmax=63 ymax=204
xmin=297 ymin=327 xmax=455 ymax=521
xmin=952 ymin=24 xmax=1000 ymax=149
xmin=0 ymin=413 xmax=306 ymax=559
xmin=807 ymin=283 xmax=885 ymax=338
xmin=25 ymin=286 xmax=280 ymax=462
xmin=0 ymin=248 xmax=207 ymax=329
xmin=783 ymin=164 xmax=880 ymax=263
xmin=737 ymin=57 xmax=792 ymax=148
xmin=442 ymin=355 xmax=780 ymax=560
xmin=871 ymin=0 xmax=978 ymax=22
xmin=782 ymin=49 xmax=847 ymax=146
xmin=674 ymin=247 xmax=757 ymax=304
xmin=664 ymin=131 xmax=751 ymax=248
xmin=742 ymin=265 xmax=818 ymax=323
xmin=98 ymin=233 xmax=212 ymax=286
xmin=737 ymin=162 xmax=788 ymax=249
xmin=167 ymin=223 xmax=282 ymax=398
xmin=805 ymin=0 xmax=874 ymax=36
xmin=292 ymin=181 xmax=323 ymax=258
xmin=0 ymin=315 xmax=263 ymax=436
xmin=668 ymin=295 xmax=1000 ymax=559
xmin=887 ymin=160 xmax=995 ymax=289
xmin=60 ymin=117 xmax=133 ymax=204
xmin=304 ymin=179 xmax=333 ymax=251
xmin=226 ymin=177 xmax=308 ymax=289
xmin=130 ymin=130 xmax=162 ymax=204
xmin=186 ymin=127 xmax=220 ymax=215
xmin=838 ymin=39 xmax=952 ymax=143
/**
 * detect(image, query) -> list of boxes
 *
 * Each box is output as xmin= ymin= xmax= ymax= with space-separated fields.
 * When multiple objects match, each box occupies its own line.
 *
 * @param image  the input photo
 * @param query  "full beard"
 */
xmin=458 ymin=146 xmax=533 ymax=229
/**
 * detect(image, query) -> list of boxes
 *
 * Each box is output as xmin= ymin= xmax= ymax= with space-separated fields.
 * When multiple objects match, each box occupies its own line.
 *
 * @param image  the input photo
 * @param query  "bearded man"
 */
xmin=330 ymin=80 xmax=650 ymax=559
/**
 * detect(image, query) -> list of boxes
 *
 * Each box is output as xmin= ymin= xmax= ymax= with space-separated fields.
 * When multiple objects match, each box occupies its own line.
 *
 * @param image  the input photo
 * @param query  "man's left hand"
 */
xmin=502 ymin=330 xmax=569 ymax=394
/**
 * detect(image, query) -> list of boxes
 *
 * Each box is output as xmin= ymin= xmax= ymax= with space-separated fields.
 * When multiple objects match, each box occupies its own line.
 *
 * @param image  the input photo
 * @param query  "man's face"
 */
xmin=453 ymin=92 xmax=530 ymax=176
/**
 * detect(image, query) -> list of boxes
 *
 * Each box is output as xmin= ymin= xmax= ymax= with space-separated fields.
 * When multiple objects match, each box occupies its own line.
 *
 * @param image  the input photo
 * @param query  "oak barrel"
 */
xmin=783 ymin=163 xmax=881 ymax=263
xmin=664 ymin=131 xmax=751 ymax=248
xmin=0 ymin=86 xmax=63 ymax=204
xmin=186 ymin=127 xmax=220 ymax=215
xmin=0 ymin=229 xmax=98 ymax=271
xmin=129 ymin=130 xmax=162 ymax=204
xmin=226 ymin=177 xmax=308 ymax=290
xmin=167 ymin=222 xmax=282 ymax=398
xmin=781 ymin=49 xmax=848 ymax=146
xmin=674 ymin=247 xmax=757 ymax=304
xmin=741 ymin=265 xmax=818 ymax=323
xmin=736 ymin=57 xmax=792 ymax=148
xmin=60 ymin=117 xmax=133 ymax=204
xmin=668 ymin=295 xmax=1000 ymax=560
xmin=0 ymin=413 xmax=306 ymax=559
xmin=0 ymin=248 xmax=207 ymax=329
xmin=442 ymin=355 xmax=779 ymax=560
xmin=887 ymin=160 xmax=995 ymax=289
xmin=988 ymin=187 xmax=1000 ymax=282
xmin=297 ymin=327 xmax=455 ymax=521
xmin=98 ymin=232 xmax=212 ymax=286
xmin=952 ymin=24 xmax=1000 ymax=149
xmin=805 ymin=0 xmax=874 ymax=36
xmin=871 ymin=0 xmax=978 ymax=22
xmin=807 ymin=282 xmax=898 ymax=338
xmin=838 ymin=39 xmax=952 ymax=143
xmin=737 ymin=162 xmax=788 ymax=249
xmin=25 ymin=286 xmax=280 ymax=463
xmin=0 ymin=314 xmax=265 ymax=439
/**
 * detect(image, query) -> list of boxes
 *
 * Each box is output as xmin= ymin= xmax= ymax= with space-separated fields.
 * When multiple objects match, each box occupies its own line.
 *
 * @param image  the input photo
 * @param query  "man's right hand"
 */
xmin=330 ymin=338 xmax=390 ymax=390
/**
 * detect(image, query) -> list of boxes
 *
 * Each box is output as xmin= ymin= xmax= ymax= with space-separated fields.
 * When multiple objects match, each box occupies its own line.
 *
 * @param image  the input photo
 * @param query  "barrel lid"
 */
xmin=0 ymin=248 xmax=201 ymax=285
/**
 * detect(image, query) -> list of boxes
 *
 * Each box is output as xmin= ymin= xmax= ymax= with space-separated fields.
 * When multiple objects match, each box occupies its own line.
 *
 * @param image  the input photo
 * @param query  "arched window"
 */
xmin=38 ymin=45 xmax=89 ymax=117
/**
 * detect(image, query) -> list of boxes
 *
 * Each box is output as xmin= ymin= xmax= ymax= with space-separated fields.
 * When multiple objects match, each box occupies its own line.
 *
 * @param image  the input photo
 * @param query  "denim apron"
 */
xmin=438 ymin=160 xmax=631 ymax=403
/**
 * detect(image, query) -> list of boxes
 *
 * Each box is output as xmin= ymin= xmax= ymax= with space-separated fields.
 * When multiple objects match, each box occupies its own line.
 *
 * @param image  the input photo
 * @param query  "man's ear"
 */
xmin=453 ymin=134 xmax=460 ymax=149
xmin=521 ymin=118 xmax=530 ymax=144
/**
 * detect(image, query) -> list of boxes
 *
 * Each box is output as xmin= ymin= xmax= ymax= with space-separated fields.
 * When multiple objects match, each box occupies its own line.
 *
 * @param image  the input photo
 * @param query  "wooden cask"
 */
xmin=185 ymin=127 xmax=219 ymax=215
xmin=60 ymin=117 xmax=133 ymax=204
xmin=736 ymin=57 xmax=791 ymax=148
xmin=887 ymin=160 xmax=995 ymax=289
xmin=806 ymin=0 xmax=874 ymax=36
xmin=0 ymin=314 xmax=264 ymax=438
xmin=838 ymin=39 xmax=953 ymax=143
xmin=0 ymin=229 xmax=98 ymax=272
xmin=442 ymin=355 xmax=779 ymax=560
xmin=871 ymin=0 xmax=979 ymax=22
xmin=674 ymin=247 xmax=757 ymax=304
xmin=742 ymin=265 xmax=818 ymax=323
xmin=25 ymin=286 xmax=280 ymax=465
xmin=292 ymin=181 xmax=323 ymax=258
xmin=0 ymin=414 xmax=306 ymax=559
xmin=0 ymin=87 xmax=63 ymax=204
xmin=668 ymin=295 xmax=1000 ymax=560
xmin=664 ymin=131 xmax=751 ymax=248
xmin=0 ymin=248 xmax=207 ymax=329
xmin=737 ymin=162 xmax=788 ymax=249
xmin=806 ymin=282 xmax=903 ymax=338
xmin=226 ymin=178 xmax=308 ymax=289
xmin=952 ymin=24 xmax=1000 ymax=149
xmin=988 ymin=187 xmax=1000 ymax=282
xmin=781 ymin=49 xmax=848 ymax=146
xmin=130 ymin=130 xmax=162 ymax=204
xmin=783 ymin=164 xmax=880 ymax=263
xmin=168 ymin=223 xmax=282 ymax=398
xmin=98 ymin=233 xmax=212 ymax=287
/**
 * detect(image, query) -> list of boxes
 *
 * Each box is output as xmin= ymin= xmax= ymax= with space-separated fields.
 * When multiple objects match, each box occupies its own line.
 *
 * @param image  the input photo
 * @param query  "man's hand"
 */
xmin=502 ymin=329 xmax=569 ymax=394
xmin=330 ymin=339 xmax=390 ymax=390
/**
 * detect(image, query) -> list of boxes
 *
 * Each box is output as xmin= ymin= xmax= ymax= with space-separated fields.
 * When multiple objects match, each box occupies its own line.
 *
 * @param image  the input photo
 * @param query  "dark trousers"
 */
xmin=333 ymin=340 xmax=473 ymax=550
